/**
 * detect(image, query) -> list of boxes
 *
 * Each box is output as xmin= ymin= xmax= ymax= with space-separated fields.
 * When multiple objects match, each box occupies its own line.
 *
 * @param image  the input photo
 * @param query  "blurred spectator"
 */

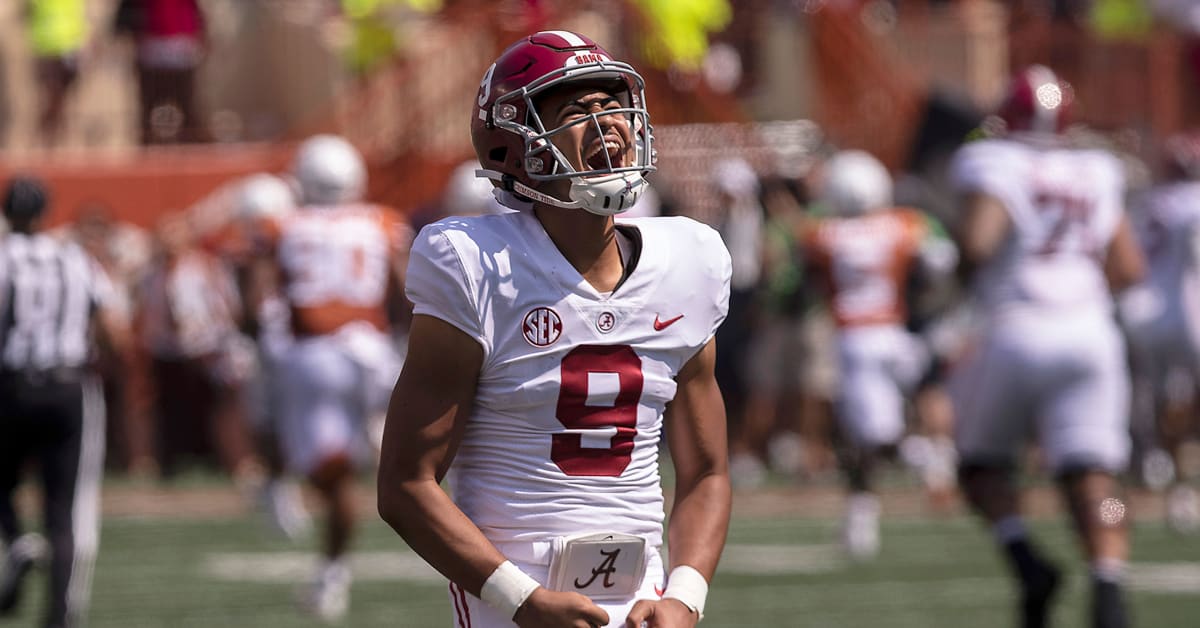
xmin=136 ymin=214 xmax=259 ymax=481
xmin=68 ymin=203 xmax=156 ymax=475
xmin=113 ymin=0 xmax=208 ymax=144
xmin=26 ymin=0 xmax=89 ymax=147
xmin=732 ymin=175 xmax=809 ymax=479
xmin=71 ymin=202 xmax=153 ymax=327
xmin=1152 ymin=0 xmax=1200 ymax=93
xmin=1117 ymin=130 xmax=1200 ymax=534
xmin=711 ymin=156 xmax=766 ymax=486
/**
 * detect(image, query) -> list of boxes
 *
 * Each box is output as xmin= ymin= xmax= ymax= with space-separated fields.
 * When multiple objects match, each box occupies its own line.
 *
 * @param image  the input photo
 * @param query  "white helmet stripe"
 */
xmin=542 ymin=30 xmax=587 ymax=47
xmin=1028 ymin=65 xmax=1059 ymax=134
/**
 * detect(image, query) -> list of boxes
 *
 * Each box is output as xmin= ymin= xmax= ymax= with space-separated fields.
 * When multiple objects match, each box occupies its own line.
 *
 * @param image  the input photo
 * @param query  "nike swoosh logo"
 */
xmin=653 ymin=314 xmax=684 ymax=331
xmin=654 ymin=584 xmax=665 ymax=597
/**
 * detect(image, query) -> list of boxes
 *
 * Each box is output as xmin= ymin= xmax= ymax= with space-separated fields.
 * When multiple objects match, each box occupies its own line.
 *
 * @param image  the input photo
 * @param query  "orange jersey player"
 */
xmin=804 ymin=204 xmax=931 ymax=329
xmin=255 ymin=135 xmax=408 ymax=621
xmin=262 ymin=200 xmax=410 ymax=339
xmin=801 ymin=150 xmax=955 ymax=561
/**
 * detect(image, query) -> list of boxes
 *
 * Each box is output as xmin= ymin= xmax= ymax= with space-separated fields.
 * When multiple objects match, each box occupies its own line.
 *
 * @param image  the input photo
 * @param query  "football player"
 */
xmin=229 ymin=174 xmax=313 ymax=542
xmin=254 ymin=135 xmax=408 ymax=620
xmin=802 ymin=149 xmax=956 ymax=559
xmin=1118 ymin=131 xmax=1200 ymax=534
xmin=948 ymin=65 xmax=1145 ymax=628
xmin=377 ymin=31 xmax=732 ymax=628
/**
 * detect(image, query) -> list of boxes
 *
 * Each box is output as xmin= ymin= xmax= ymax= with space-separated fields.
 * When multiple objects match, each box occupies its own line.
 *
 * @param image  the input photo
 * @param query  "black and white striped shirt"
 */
xmin=0 ymin=233 xmax=112 ymax=371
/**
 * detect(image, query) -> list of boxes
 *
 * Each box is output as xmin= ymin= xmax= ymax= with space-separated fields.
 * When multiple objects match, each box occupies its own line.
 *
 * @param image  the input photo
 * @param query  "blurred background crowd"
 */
xmin=2 ymin=0 xmax=1200 ymax=592
xmin=3 ymin=0 xmax=1200 ymax=626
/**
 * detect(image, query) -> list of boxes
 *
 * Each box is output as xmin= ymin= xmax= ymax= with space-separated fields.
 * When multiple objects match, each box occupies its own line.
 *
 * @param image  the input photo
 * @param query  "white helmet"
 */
xmin=236 ymin=173 xmax=296 ymax=222
xmin=443 ymin=160 xmax=498 ymax=216
xmin=291 ymin=135 xmax=366 ymax=205
xmin=821 ymin=150 xmax=892 ymax=217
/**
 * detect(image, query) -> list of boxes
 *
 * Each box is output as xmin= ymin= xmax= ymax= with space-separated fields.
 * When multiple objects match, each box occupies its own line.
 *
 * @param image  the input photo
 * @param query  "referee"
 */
xmin=0 ymin=176 xmax=128 ymax=628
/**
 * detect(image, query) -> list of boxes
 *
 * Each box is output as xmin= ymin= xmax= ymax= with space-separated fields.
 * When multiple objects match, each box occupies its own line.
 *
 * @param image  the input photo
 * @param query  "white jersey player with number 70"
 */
xmin=378 ymin=31 xmax=732 ymax=628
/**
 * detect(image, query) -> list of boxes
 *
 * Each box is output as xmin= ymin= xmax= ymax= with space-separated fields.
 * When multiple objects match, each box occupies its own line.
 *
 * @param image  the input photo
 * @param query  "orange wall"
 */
xmin=0 ymin=144 xmax=295 ymax=229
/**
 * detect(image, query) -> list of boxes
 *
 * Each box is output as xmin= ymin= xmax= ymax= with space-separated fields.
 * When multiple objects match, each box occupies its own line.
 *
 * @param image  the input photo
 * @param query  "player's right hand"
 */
xmin=513 ymin=587 xmax=610 ymax=628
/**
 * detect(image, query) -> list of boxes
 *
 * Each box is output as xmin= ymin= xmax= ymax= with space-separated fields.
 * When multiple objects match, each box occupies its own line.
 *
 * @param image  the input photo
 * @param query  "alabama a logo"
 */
xmin=574 ymin=548 xmax=621 ymax=589
xmin=596 ymin=311 xmax=616 ymax=333
xmin=523 ymin=306 xmax=563 ymax=347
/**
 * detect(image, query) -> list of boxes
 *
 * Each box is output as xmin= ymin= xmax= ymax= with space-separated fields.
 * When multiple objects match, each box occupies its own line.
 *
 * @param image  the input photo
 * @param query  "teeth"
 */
xmin=583 ymin=141 xmax=622 ymax=170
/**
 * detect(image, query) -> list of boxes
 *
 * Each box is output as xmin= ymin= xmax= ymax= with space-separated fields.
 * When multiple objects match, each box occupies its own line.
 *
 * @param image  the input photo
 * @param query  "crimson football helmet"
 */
xmin=471 ymin=31 xmax=654 ymax=216
xmin=997 ymin=65 xmax=1074 ymax=134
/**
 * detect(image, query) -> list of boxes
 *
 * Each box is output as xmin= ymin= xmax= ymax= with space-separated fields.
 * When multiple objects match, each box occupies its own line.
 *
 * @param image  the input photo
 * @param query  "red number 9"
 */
xmin=552 ymin=345 xmax=644 ymax=476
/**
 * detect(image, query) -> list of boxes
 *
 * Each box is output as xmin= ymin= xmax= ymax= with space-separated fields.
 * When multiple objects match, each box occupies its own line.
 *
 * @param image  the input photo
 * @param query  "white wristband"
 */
xmin=663 ymin=565 xmax=708 ymax=619
xmin=479 ymin=560 xmax=540 ymax=620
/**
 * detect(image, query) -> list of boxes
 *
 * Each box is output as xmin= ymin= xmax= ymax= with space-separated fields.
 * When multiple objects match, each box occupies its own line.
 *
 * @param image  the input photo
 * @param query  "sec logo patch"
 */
xmin=523 ymin=307 xmax=563 ymax=347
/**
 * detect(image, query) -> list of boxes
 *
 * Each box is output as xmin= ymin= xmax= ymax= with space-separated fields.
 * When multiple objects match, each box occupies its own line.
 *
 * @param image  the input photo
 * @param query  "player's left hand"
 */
xmin=624 ymin=598 xmax=699 ymax=627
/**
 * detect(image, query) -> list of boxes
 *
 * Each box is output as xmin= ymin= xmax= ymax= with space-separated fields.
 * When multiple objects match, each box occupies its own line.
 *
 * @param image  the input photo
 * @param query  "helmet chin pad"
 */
xmin=570 ymin=171 xmax=646 ymax=216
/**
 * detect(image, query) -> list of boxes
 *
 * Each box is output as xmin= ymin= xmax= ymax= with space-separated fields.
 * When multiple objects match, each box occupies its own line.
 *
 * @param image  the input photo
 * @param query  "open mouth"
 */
xmin=583 ymin=136 xmax=627 ymax=173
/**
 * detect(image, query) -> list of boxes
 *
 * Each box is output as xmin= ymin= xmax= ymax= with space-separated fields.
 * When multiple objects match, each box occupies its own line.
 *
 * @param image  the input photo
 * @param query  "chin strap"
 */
xmin=476 ymin=168 xmax=643 ymax=216
xmin=477 ymin=169 xmax=581 ymax=210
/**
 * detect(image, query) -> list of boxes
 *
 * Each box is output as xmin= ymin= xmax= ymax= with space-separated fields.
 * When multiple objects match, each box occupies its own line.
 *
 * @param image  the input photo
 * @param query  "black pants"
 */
xmin=0 ymin=373 xmax=105 ymax=628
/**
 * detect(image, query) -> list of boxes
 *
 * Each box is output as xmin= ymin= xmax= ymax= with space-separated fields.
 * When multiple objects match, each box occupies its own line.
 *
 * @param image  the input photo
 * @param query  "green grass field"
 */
xmin=4 ymin=484 xmax=1200 ymax=628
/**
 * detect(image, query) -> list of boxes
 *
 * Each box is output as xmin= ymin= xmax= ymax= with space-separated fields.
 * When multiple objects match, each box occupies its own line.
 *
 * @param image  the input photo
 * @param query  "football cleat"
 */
xmin=0 ymin=533 xmax=47 ymax=614
xmin=298 ymin=561 xmax=351 ymax=622
xmin=260 ymin=479 xmax=312 ymax=542
xmin=1166 ymin=485 xmax=1200 ymax=535
xmin=841 ymin=492 xmax=881 ymax=560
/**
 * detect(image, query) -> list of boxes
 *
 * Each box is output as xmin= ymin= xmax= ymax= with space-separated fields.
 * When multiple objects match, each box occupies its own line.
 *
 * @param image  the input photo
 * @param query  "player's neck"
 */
xmin=532 ymin=204 xmax=624 ymax=292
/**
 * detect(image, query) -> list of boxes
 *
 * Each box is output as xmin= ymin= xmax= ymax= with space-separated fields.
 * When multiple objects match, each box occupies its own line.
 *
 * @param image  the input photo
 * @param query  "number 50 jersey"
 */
xmin=406 ymin=211 xmax=731 ymax=547
xmin=949 ymin=137 xmax=1124 ymax=313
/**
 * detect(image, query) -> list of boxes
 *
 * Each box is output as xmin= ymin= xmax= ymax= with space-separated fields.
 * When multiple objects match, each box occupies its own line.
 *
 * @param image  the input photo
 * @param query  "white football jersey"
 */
xmin=1131 ymin=181 xmax=1200 ymax=291
xmin=1119 ymin=181 xmax=1200 ymax=357
xmin=950 ymin=138 xmax=1125 ymax=312
xmin=406 ymin=209 xmax=731 ymax=547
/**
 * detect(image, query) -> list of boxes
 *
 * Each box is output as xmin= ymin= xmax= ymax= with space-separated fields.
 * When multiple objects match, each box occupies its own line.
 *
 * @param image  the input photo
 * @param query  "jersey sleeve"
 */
xmin=949 ymin=141 xmax=1021 ymax=200
xmin=406 ymin=223 xmax=487 ymax=349
xmin=697 ymin=221 xmax=732 ymax=343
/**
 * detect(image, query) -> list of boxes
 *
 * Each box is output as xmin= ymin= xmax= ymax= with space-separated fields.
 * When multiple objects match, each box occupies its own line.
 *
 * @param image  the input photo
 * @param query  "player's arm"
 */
xmin=1103 ymin=212 xmax=1146 ymax=292
xmin=954 ymin=191 xmax=1011 ymax=283
xmin=377 ymin=313 xmax=498 ymax=585
xmin=629 ymin=337 xmax=730 ymax=627
xmin=377 ymin=314 xmax=608 ymax=628
xmin=385 ymin=247 xmax=412 ymax=332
